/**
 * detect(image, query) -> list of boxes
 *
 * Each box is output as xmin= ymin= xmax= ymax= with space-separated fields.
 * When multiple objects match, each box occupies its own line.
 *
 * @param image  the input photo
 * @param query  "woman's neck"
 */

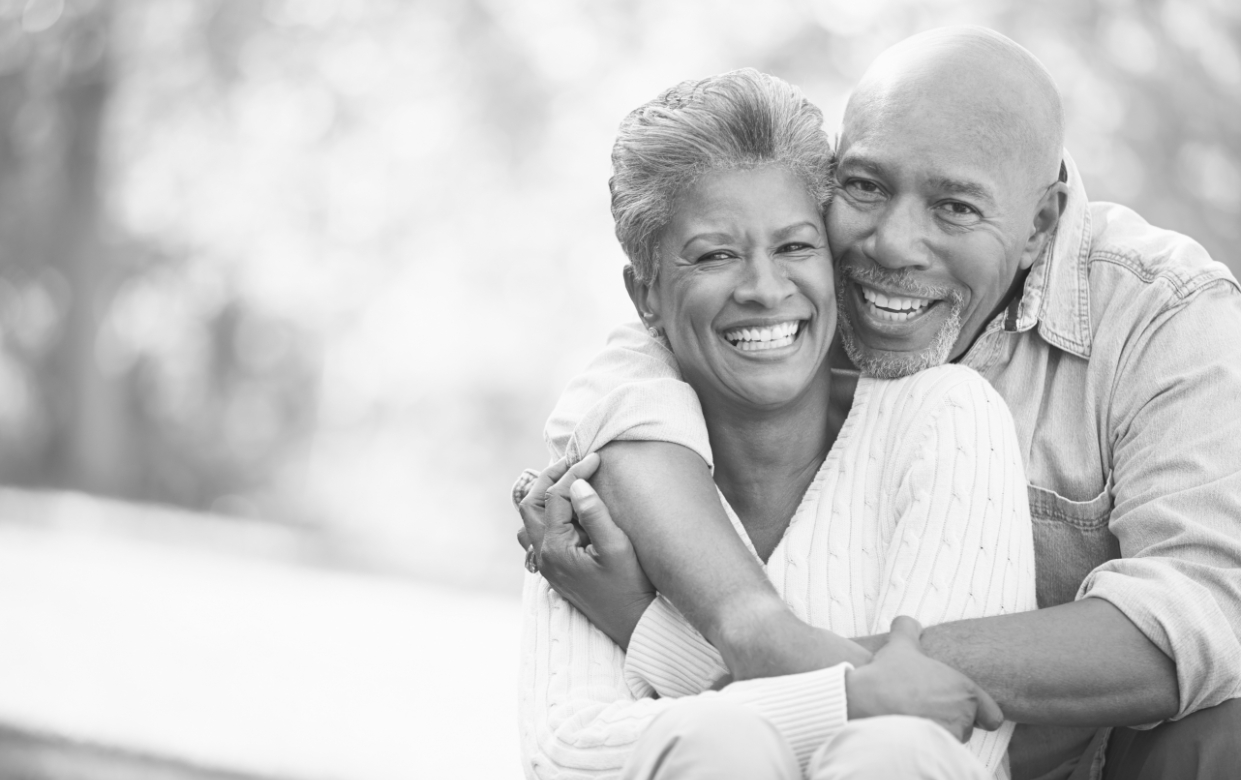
xmin=700 ymin=371 xmax=837 ymax=563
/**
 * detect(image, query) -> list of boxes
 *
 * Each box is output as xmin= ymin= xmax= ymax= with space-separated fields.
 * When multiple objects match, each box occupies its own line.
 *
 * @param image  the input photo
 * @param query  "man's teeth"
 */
xmin=724 ymin=321 xmax=801 ymax=351
xmin=859 ymin=286 xmax=933 ymax=322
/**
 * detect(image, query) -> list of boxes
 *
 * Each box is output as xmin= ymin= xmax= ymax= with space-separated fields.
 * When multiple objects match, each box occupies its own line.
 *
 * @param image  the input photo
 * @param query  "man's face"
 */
xmin=828 ymin=91 xmax=1042 ymax=377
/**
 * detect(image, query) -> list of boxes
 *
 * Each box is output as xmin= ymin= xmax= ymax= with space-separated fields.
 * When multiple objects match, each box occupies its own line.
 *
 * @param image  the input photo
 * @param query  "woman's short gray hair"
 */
xmin=610 ymin=69 xmax=834 ymax=284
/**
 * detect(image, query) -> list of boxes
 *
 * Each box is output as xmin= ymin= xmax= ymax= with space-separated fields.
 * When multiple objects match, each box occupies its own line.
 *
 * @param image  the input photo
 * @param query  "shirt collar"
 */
xmin=1010 ymin=149 xmax=1094 ymax=358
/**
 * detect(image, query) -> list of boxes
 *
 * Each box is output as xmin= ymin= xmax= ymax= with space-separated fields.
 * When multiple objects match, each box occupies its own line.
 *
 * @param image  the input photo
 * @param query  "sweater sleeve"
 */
xmin=519 ymin=573 xmax=850 ymax=779
xmin=870 ymin=366 xmax=1038 ymax=777
xmin=621 ymin=595 xmax=729 ymax=699
xmin=543 ymin=323 xmax=712 ymax=469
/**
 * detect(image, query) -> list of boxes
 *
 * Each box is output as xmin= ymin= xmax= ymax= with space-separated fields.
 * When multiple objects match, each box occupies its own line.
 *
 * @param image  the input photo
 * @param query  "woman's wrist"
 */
xmin=611 ymin=591 xmax=657 ymax=651
xmin=718 ymin=605 xmax=872 ymax=680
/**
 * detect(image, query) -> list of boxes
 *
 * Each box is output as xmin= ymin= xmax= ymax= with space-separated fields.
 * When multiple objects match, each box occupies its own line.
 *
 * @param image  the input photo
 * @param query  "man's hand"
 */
xmin=516 ymin=454 xmax=656 ymax=649
xmin=846 ymin=616 xmax=1004 ymax=743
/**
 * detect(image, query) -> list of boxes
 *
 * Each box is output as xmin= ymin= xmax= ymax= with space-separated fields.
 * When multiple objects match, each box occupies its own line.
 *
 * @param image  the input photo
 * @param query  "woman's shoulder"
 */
xmin=860 ymin=364 xmax=1007 ymax=428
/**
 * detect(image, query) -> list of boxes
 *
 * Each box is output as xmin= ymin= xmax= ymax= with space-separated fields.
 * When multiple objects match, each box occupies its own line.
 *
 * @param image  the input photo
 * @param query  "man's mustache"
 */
xmin=838 ymin=263 xmax=965 ymax=307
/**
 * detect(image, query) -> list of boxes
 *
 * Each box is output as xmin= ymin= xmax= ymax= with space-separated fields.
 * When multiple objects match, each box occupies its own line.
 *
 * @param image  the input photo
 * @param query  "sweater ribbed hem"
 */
xmin=624 ymin=596 xmax=728 ymax=699
xmin=725 ymin=664 xmax=851 ymax=771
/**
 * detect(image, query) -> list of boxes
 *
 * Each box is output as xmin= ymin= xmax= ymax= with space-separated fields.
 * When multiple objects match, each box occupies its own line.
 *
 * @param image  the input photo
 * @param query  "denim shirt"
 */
xmin=958 ymin=153 xmax=1241 ymax=780
xmin=543 ymin=152 xmax=1241 ymax=780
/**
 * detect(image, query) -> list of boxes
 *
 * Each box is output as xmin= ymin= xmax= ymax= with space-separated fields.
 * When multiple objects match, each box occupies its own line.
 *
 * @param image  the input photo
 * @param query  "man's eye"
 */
xmin=843 ymin=179 xmax=884 ymax=200
xmin=938 ymin=201 xmax=981 ymax=223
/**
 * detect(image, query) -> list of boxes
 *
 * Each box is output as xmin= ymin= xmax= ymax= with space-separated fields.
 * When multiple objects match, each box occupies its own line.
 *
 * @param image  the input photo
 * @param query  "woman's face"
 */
xmin=635 ymin=165 xmax=835 ymax=412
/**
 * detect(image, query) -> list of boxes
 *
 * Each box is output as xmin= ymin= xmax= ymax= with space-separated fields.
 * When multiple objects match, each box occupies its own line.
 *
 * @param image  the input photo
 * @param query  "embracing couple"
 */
xmin=514 ymin=26 xmax=1241 ymax=780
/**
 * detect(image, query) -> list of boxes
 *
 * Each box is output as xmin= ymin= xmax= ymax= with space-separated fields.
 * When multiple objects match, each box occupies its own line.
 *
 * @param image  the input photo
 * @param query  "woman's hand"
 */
xmin=517 ymin=454 xmax=656 ymax=649
xmin=845 ymin=616 xmax=1004 ymax=743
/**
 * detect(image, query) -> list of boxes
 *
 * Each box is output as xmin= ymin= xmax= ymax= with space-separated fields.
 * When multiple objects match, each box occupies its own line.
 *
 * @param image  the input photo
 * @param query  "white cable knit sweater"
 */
xmin=519 ymin=328 xmax=1037 ymax=780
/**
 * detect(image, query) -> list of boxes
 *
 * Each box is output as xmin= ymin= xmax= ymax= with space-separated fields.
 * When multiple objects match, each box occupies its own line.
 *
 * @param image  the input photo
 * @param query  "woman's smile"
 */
xmin=721 ymin=319 xmax=806 ymax=354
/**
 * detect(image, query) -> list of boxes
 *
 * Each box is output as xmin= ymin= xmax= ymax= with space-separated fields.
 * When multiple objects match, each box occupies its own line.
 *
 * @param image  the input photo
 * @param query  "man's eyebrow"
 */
xmin=928 ymin=177 xmax=995 ymax=204
xmin=835 ymin=155 xmax=884 ymax=176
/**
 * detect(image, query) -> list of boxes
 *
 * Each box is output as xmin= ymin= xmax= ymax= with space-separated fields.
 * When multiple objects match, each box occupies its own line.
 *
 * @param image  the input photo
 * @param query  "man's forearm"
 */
xmin=594 ymin=440 xmax=870 ymax=676
xmin=916 ymin=598 xmax=1179 ymax=726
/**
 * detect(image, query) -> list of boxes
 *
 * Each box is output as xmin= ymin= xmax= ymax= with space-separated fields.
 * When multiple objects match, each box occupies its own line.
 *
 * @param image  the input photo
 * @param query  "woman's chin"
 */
xmin=723 ymin=375 xmax=821 ymax=411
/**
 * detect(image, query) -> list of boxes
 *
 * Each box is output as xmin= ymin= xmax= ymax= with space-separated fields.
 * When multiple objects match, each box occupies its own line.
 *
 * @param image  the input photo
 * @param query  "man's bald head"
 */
xmin=829 ymin=27 xmax=1071 ymax=379
xmin=845 ymin=26 xmax=1064 ymax=190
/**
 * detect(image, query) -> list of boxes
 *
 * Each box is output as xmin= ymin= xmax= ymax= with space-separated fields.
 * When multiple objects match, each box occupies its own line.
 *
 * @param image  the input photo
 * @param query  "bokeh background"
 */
xmin=0 ymin=0 xmax=1237 ymax=777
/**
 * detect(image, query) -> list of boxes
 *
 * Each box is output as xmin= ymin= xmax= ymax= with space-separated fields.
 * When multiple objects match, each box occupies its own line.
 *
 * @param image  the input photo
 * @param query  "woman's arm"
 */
xmin=591 ymin=441 xmax=873 ymax=678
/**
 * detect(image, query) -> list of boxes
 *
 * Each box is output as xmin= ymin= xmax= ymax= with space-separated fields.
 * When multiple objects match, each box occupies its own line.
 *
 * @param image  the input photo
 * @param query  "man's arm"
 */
xmin=918 ymin=599 xmax=1178 ymax=726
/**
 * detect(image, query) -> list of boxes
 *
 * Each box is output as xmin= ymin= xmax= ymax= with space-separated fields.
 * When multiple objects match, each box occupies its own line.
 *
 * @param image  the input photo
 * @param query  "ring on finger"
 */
xmin=525 ymin=543 xmax=539 ymax=574
xmin=511 ymin=468 xmax=540 ymax=511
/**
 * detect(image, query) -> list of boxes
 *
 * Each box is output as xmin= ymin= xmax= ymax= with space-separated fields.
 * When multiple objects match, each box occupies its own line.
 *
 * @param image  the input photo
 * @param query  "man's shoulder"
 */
xmin=1087 ymin=201 xmax=1237 ymax=302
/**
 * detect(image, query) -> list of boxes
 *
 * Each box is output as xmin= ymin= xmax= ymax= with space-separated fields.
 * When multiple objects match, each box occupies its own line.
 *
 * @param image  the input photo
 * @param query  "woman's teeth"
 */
xmin=724 ymin=321 xmax=801 ymax=352
xmin=860 ymin=286 xmax=933 ymax=322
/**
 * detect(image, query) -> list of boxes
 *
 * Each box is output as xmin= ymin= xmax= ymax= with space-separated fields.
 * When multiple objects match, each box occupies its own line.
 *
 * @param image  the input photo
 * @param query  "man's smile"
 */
xmin=847 ymin=279 xmax=948 ymax=339
xmin=857 ymin=283 xmax=939 ymax=322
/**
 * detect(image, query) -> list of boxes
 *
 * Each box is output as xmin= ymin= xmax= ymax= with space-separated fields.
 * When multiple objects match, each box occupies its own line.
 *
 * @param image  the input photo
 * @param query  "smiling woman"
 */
xmin=516 ymin=68 xmax=1037 ymax=780
xmin=628 ymin=165 xmax=835 ymax=415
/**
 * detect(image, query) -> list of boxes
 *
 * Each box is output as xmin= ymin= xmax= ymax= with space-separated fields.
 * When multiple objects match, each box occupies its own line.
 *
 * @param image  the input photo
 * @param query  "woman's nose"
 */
xmin=733 ymin=254 xmax=795 ymax=308
xmin=869 ymin=199 xmax=932 ymax=272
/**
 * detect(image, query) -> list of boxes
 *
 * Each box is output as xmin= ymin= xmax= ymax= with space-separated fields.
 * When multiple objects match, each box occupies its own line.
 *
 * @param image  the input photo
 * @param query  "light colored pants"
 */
xmin=622 ymin=699 xmax=991 ymax=780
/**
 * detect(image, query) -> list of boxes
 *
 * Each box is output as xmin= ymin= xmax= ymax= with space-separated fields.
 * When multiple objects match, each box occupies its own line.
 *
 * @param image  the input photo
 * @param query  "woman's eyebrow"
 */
xmin=773 ymin=221 xmax=822 ymax=240
xmin=680 ymin=232 xmax=734 ymax=251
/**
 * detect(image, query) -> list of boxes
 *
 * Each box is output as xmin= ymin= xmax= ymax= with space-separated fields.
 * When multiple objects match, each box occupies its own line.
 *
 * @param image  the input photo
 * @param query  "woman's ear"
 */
xmin=623 ymin=265 xmax=663 ymax=335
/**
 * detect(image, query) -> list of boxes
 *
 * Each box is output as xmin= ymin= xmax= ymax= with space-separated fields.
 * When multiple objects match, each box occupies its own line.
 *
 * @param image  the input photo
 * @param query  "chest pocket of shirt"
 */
xmin=1027 ymin=477 xmax=1120 ymax=609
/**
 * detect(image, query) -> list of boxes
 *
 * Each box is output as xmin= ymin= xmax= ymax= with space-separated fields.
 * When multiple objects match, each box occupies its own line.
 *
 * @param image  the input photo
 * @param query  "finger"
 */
xmin=568 ymin=451 xmax=601 ymax=481
xmin=523 ymin=457 xmax=571 ymax=508
xmin=886 ymin=615 xmax=924 ymax=646
xmin=545 ymin=461 xmax=589 ymax=530
xmin=569 ymin=480 xmax=630 ymax=556
xmin=518 ymin=457 xmax=571 ymax=549
xmin=972 ymin=684 xmax=1004 ymax=732
xmin=541 ymin=511 xmax=590 ymax=578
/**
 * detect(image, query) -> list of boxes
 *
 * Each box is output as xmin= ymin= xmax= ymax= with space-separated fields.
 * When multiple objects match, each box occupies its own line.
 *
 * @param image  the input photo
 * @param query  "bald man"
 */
xmin=520 ymin=27 xmax=1241 ymax=780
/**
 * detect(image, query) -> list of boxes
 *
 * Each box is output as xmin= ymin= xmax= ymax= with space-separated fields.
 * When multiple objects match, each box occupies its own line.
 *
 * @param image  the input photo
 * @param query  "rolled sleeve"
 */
xmin=1092 ymin=281 xmax=1241 ymax=719
xmin=544 ymin=323 xmax=712 ymax=469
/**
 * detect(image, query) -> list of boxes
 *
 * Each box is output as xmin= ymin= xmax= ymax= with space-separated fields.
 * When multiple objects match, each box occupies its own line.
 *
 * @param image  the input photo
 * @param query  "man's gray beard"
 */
xmin=836 ymin=269 xmax=965 ymax=380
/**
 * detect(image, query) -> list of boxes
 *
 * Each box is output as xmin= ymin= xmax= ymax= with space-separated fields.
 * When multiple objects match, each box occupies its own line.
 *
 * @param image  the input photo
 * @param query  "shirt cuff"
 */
xmin=1078 ymin=563 xmax=1241 ymax=721
xmin=623 ymin=595 xmax=728 ymax=699
xmin=722 ymin=664 xmax=852 ymax=772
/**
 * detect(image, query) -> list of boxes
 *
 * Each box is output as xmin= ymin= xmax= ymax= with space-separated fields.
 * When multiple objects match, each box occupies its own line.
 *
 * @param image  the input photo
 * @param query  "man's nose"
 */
xmin=734 ymin=253 xmax=795 ymax=308
xmin=869 ymin=199 xmax=932 ymax=272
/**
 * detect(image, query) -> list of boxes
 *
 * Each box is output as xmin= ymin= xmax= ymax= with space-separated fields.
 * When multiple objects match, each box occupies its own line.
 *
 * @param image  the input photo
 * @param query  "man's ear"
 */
xmin=623 ymin=265 xmax=662 ymax=329
xmin=1020 ymin=180 xmax=1069 ymax=271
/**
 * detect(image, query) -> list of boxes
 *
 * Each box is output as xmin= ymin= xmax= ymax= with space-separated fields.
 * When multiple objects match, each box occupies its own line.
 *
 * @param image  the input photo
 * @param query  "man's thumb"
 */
xmin=888 ymin=615 xmax=924 ymax=646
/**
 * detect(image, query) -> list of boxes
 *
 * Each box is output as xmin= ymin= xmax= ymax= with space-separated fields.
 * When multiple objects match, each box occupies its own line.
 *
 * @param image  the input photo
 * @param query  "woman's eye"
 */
xmin=696 ymin=250 xmax=733 ymax=263
xmin=778 ymin=242 xmax=813 ymax=254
